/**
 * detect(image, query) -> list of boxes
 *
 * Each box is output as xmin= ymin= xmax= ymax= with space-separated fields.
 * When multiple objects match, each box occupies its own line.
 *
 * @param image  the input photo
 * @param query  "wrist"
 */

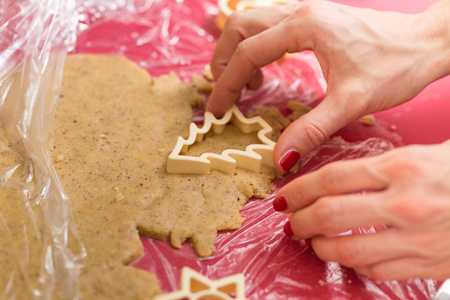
xmin=416 ymin=4 xmax=450 ymax=82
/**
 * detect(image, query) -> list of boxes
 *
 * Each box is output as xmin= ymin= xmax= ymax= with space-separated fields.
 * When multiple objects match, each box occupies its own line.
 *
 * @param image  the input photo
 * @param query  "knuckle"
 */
xmin=303 ymin=121 xmax=328 ymax=149
xmin=382 ymin=193 xmax=430 ymax=224
xmin=335 ymin=239 xmax=363 ymax=267
xmin=386 ymin=146 xmax=429 ymax=176
xmin=321 ymin=164 xmax=343 ymax=194
xmin=235 ymin=40 xmax=247 ymax=55
xmin=283 ymin=1 xmax=323 ymax=53
xmin=225 ymin=10 xmax=246 ymax=28
xmin=292 ymin=1 xmax=320 ymax=19
xmin=314 ymin=199 xmax=338 ymax=233
xmin=366 ymin=265 xmax=393 ymax=281
xmin=396 ymin=147 xmax=424 ymax=166
xmin=234 ymin=40 xmax=253 ymax=64
xmin=402 ymin=201 xmax=428 ymax=223
xmin=281 ymin=18 xmax=301 ymax=53
xmin=363 ymin=161 xmax=390 ymax=187
xmin=209 ymin=63 xmax=222 ymax=81
xmin=289 ymin=180 xmax=306 ymax=207
xmin=287 ymin=2 xmax=321 ymax=51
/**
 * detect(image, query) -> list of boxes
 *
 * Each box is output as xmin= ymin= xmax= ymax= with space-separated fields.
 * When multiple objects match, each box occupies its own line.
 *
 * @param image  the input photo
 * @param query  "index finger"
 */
xmin=206 ymin=17 xmax=314 ymax=117
xmin=211 ymin=5 xmax=297 ymax=81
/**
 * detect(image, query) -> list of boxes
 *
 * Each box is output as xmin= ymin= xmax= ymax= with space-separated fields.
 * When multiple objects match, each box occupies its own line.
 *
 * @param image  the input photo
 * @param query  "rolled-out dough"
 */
xmin=0 ymin=54 xmax=317 ymax=299
xmin=48 ymin=55 xmax=276 ymax=298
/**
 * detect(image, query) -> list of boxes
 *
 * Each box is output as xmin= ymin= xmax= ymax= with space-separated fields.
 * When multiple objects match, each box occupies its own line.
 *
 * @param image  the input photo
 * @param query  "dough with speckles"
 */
xmin=46 ymin=55 xmax=276 ymax=298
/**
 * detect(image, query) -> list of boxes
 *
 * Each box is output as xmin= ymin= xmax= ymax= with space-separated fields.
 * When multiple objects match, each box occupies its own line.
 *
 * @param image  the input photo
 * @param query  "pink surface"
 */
xmin=331 ymin=0 xmax=435 ymax=13
xmin=329 ymin=0 xmax=450 ymax=146
xmin=74 ymin=0 xmax=450 ymax=299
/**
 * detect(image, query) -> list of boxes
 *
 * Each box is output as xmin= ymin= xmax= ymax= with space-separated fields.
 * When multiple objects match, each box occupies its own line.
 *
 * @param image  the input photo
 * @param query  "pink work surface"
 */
xmin=74 ymin=0 xmax=450 ymax=299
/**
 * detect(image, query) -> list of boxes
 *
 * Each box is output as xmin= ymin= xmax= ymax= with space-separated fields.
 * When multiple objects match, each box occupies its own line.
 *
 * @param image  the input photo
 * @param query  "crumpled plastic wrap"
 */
xmin=0 ymin=0 xmax=441 ymax=299
xmin=1 ymin=0 xmax=84 ymax=299
xmin=136 ymin=138 xmax=440 ymax=300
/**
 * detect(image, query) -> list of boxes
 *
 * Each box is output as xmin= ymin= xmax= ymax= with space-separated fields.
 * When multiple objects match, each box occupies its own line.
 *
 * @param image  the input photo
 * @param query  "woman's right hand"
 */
xmin=207 ymin=0 xmax=450 ymax=172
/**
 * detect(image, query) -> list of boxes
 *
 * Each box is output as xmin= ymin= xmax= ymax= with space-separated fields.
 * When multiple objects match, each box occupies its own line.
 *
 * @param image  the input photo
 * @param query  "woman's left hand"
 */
xmin=274 ymin=141 xmax=450 ymax=280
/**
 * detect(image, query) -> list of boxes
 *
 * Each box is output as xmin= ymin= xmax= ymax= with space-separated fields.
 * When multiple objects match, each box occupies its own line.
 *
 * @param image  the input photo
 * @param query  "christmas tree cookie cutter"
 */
xmin=154 ymin=267 xmax=248 ymax=300
xmin=166 ymin=105 xmax=275 ymax=175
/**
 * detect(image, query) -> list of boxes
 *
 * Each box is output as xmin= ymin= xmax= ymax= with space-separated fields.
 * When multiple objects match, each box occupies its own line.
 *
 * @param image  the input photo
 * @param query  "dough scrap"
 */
xmin=286 ymin=100 xmax=312 ymax=122
xmin=360 ymin=114 xmax=376 ymax=126
xmin=191 ymin=74 xmax=214 ymax=93
xmin=247 ymin=101 xmax=313 ymax=141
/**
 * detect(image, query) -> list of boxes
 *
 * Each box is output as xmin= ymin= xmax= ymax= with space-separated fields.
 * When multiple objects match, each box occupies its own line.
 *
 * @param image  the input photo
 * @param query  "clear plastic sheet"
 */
xmin=0 ymin=0 xmax=441 ymax=299
xmin=136 ymin=138 xmax=438 ymax=299
xmin=0 ymin=0 xmax=84 ymax=298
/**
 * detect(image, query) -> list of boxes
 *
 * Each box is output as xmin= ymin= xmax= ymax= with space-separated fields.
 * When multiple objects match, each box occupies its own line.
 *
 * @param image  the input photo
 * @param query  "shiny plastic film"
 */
xmin=0 ymin=0 xmax=441 ymax=299
xmin=0 ymin=0 xmax=84 ymax=299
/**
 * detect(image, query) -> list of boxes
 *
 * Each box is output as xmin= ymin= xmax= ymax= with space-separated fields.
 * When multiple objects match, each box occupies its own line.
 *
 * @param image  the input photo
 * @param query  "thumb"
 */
xmin=273 ymin=96 xmax=354 ymax=173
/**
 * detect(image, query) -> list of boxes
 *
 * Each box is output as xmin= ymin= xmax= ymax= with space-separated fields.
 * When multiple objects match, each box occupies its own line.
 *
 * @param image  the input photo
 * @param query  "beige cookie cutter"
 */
xmin=166 ymin=105 xmax=275 ymax=175
xmin=154 ymin=267 xmax=248 ymax=300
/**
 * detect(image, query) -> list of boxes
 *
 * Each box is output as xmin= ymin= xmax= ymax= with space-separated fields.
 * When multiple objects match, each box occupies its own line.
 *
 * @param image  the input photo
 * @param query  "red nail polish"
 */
xmin=305 ymin=238 xmax=312 ymax=247
xmin=273 ymin=195 xmax=288 ymax=212
xmin=279 ymin=150 xmax=301 ymax=173
xmin=283 ymin=221 xmax=293 ymax=237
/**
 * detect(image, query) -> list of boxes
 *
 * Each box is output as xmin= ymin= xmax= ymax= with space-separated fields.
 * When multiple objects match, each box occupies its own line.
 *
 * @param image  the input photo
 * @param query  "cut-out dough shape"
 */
xmin=166 ymin=105 xmax=275 ymax=175
xmin=154 ymin=267 xmax=248 ymax=300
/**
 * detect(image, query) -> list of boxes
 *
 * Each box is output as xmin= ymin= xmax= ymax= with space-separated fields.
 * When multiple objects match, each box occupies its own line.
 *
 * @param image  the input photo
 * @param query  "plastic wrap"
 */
xmin=0 ymin=0 xmax=442 ymax=299
xmin=0 ymin=0 xmax=84 ymax=298
xmin=136 ymin=138 xmax=440 ymax=300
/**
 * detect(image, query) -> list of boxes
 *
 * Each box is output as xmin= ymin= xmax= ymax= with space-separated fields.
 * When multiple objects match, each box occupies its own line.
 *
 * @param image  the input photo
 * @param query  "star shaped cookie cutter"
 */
xmin=154 ymin=267 xmax=248 ymax=300
xmin=166 ymin=105 xmax=275 ymax=175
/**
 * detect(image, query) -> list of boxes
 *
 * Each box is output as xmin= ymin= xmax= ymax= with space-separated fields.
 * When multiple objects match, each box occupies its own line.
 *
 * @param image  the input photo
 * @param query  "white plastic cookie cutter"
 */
xmin=166 ymin=105 xmax=275 ymax=175
xmin=154 ymin=267 xmax=248 ymax=300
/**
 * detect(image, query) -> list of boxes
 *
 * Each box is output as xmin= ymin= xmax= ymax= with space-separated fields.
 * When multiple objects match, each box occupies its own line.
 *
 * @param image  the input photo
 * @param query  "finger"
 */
xmin=211 ymin=5 xmax=297 ymax=81
xmin=354 ymin=259 xmax=427 ymax=281
xmin=274 ymin=156 xmax=389 ymax=212
xmin=247 ymin=68 xmax=263 ymax=90
xmin=211 ymin=12 xmax=249 ymax=81
xmin=289 ymin=193 xmax=388 ymax=239
xmin=443 ymin=139 xmax=450 ymax=146
xmin=273 ymin=92 xmax=365 ymax=173
xmin=312 ymin=230 xmax=422 ymax=270
xmin=206 ymin=17 xmax=314 ymax=117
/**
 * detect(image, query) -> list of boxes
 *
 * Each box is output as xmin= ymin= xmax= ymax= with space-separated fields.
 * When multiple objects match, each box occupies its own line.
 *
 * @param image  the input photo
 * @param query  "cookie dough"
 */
xmin=0 ymin=55 xmax=279 ymax=299
xmin=48 ymin=55 xmax=275 ymax=297
xmin=360 ymin=114 xmax=376 ymax=126
xmin=247 ymin=101 xmax=313 ymax=141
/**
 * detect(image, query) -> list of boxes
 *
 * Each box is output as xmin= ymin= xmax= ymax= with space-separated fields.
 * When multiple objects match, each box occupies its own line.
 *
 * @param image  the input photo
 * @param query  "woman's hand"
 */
xmin=207 ymin=0 xmax=450 ymax=172
xmin=209 ymin=4 xmax=297 ymax=92
xmin=274 ymin=141 xmax=450 ymax=280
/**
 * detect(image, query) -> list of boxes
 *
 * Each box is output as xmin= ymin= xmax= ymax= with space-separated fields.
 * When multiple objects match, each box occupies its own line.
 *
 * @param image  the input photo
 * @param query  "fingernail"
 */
xmin=279 ymin=150 xmax=301 ymax=173
xmin=273 ymin=195 xmax=288 ymax=212
xmin=283 ymin=221 xmax=293 ymax=237
xmin=305 ymin=238 xmax=312 ymax=247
